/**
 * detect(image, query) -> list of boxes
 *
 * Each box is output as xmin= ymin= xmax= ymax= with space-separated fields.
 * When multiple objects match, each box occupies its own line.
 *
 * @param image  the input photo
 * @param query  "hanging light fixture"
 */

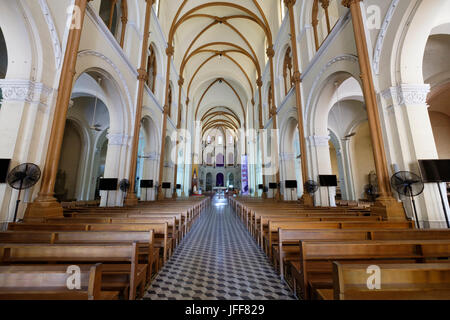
xmin=334 ymin=81 xmax=355 ymax=141
xmin=90 ymin=77 xmax=103 ymax=132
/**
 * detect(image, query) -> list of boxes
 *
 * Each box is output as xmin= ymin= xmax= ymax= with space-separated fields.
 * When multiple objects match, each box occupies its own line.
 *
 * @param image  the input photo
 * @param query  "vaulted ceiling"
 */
xmin=158 ymin=0 xmax=283 ymax=137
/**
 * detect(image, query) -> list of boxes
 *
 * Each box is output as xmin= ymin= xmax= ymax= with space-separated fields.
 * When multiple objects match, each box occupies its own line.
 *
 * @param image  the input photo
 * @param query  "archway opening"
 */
xmin=216 ymin=173 xmax=224 ymax=187
xmin=349 ymin=121 xmax=376 ymax=201
xmin=424 ymin=34 xmax=450 ymax=160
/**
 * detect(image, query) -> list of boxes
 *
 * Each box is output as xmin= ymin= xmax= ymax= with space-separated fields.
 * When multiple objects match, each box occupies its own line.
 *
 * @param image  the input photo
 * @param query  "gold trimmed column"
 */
xmin=267 ymin=45 xmax=281 ymax=201
xmin=124 ymin=0 xmax=153 ymax=206
xmin=342 ymin=0 xmax=406 ymax=220
xmin=157 ymin=44 xmax=175 ymax=200
xmin=285 ymin=0 xmax=314 ymax=206
xmin=25 ymin=0 xmax=91 ymax=220
xmin=172 ymin=76 xmax=184 ymax=198
xmin=257 ymin=78 xmax=267 ymax=199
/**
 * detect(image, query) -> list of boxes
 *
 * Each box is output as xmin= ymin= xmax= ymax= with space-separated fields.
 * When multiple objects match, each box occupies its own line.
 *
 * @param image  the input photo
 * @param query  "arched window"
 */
xmin=99 ymin=0 xmax=128 ymax=47
xmin=312 ymin=0 xmax=340 ymax=51
xmin=283 ymin=47 xmax=293 ymax=95
xmin=146 ymin=45 xmax=157 ymax=93
xmin=228 ymin=153 xmax=234 ymax=166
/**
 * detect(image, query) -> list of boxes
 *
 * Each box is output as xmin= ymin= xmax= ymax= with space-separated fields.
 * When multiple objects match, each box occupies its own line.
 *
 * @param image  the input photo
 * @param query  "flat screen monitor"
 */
xmin=285 ymin=180 xmax=298 ymax=188
xmin=269 ymin=183 xmax=278 ymax=189
xmin=319 ymin=175 xmax=338 ymax=187
xmin=99 ymin=178 xmax=118 ymax=191
xmin=140 ymin=180 xmax=154 ymax=188
xmin=258 ymin=184 xmax=264 ymax=190
xmin=162 ymin=182 xmax=171 ymax=189
xmin=0 ymin=159 xmax=11 ymax=183
xmin=419 ymin=159 xmax=450 ymax=182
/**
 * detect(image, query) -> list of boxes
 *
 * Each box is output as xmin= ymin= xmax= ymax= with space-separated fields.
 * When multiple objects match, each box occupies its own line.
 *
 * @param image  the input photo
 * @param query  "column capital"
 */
xmin=270 ymin=106 xmax=278 ymax=117
xmin=186 ymin=98 xmax=190 ymax=105
xmin=321 ymin=0 xmax=330 ymax=9
xmin=292 ymin=71 xmax=302 ymax=84
xmin=306 ymin=135 xmax=330 ymax=147
xmin=266 ymin=45 xmax=275 ymax=58
xmin=283 ymin=0 xmax=296 ymax=8
xmin=166 ymin=45 xmax=174 ymax=56
xmin=256 ymin=78 xmax=263 ymax=87
xmin=137 ymin=68 xmax=148 ymax=81
xmin=178 ymin=77 xmax=184 ymax=86
xmin=342 ymin=0 xmax=361 ymax=8
xmin=163 ymin=104 xmax=170 ymax=115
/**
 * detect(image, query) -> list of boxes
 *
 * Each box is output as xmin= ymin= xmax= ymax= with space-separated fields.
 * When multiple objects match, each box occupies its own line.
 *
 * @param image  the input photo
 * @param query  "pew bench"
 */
xmin=0 ymin=264 xmax=118 ymax=300
xmin=315 ymin=262 xmax=450 ymax=300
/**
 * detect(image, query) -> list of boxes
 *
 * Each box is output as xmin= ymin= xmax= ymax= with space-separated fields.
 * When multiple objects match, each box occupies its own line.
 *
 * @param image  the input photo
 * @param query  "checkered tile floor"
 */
xmin=143 ymin=197 xmax=295 ymax=300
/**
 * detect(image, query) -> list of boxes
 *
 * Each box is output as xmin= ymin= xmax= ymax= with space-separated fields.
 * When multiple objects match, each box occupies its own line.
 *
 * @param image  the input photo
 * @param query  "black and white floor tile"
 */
xmin=144 ymin=197 xmax=295 ymax=300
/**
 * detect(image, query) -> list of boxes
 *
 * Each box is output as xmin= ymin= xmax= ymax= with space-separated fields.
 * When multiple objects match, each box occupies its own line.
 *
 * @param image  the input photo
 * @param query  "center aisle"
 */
xmin=144 ymin=196 xmax=295 ymax=300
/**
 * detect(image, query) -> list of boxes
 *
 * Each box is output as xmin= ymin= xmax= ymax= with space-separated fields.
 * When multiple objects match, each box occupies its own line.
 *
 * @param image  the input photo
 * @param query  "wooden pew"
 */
xmin=315 ymin=262 xmax=450 ymax=300
xmin=291 ymin=239 xmax=450 ymax=299
xmin=8 ymin=222 xmax=169 ymax=264
xmin=265 ymin=221 xmax=414 ymax=258
xmin=0 ymin=243 xmax=146 ymax=300
xmin=277 ymin=229 xmax=450 ymax=281
xmin=0 ymin=264 xmax=118 ymax=300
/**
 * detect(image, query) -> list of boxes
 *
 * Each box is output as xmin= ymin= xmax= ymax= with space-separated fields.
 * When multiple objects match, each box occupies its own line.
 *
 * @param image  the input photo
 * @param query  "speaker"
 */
xmin=176 ymin=184 xmax=182 ymax=190
xmin=319 ymin=175 xmax=338 ymax=187
xmin=99 ymin=178 xmax=118 ymax=191
xmin=162 ymin=182 xmax=171 ymax=189
xmin=140 ymin=180 xmax=154 ymax=188
xmin=285 ymin=180 xmax=298 ymax=188
xmin=0 ymin=159 xmax=11 ymax=183
xmin=269 ymin=183 xmax=278 ymax=189
xmin=419 ymin=159 xmax=450 ymax=183
xmin=258 ymin=184 xmax=264 ymax=190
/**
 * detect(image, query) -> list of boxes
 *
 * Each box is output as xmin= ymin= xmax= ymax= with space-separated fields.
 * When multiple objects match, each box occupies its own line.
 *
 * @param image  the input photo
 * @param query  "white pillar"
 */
xmin=381 ymin=84 xmax=447 ymax=228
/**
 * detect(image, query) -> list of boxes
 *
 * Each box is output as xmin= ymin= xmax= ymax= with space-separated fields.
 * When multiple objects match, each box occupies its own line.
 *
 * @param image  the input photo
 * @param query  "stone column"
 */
xmin=342 ymin=0 xmax=406 ymax=220
xmin=256 ymin=78 xmax=267 ymax=198
xmin=25 ymin=0 xmax=91 ymax=220
xmin=157 ymin=44 xmax=175 ymax=200
xmin=172 ymin=77 xmax=184 ymax=198
xmin=124 ymin=0 xmax=153 ymax=206
xmin=285 ymin=0 xmax=314 ymax=206
xmin=267 ymin=45 xmax=281 ymax=201
xmin=381 ymin=84 xmax=448 ymax=227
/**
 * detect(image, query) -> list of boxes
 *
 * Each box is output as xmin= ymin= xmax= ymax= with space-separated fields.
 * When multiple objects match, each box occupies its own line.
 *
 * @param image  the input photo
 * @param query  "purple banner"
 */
xmin=241 ymin=155 xmax=249 ymax=195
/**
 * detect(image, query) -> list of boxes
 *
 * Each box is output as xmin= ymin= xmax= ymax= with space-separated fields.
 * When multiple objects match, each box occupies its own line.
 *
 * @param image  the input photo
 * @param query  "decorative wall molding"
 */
xmin=373 ymin=0 xmax=400 ymax=74
xmin=382 ymin=84 xmax=430 ymax=107
xmin=0 ymin=79 xmax=53 ymax=111
xmin=306 ymin=135 xmax=330 ymax=147
xmin=141 ymin=151 xmax=160 ymax=161
xmin=164 ymin=161 xmax=174 ymax=168
xmin=38 ymin=0 xmax=62 ymax=68
xmin=107 ymin=133 xmax=132 ymax=146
